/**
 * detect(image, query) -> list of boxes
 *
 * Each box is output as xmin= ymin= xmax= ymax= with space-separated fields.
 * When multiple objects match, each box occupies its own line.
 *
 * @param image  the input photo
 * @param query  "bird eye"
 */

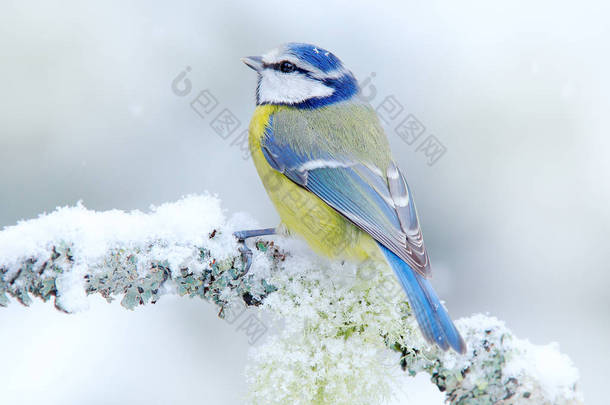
xmin=279 ymin=61 xmax=296 ymax=73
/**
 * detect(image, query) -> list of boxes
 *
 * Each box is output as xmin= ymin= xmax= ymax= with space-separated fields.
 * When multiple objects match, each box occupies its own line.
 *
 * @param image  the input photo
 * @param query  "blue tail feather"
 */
xmin=378 ymin=243 xmax=466 ymax=354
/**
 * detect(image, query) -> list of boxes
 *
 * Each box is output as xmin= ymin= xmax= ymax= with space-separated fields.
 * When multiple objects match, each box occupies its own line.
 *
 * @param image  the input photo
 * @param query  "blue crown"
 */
xmin=282 ymin=43 xmax=358 ymax=108
xmin=285 ymin=43 xmax=343 ymax=73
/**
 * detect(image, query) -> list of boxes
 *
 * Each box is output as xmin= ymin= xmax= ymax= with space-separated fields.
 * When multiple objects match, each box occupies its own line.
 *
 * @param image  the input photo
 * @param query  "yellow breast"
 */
xmin=248 ymin=105 xmax=382 ymax=263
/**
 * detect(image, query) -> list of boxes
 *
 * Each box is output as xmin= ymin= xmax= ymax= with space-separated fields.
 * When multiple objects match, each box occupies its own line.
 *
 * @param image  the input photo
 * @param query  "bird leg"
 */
xmin=233 ymin=227 xmax=276 ymax=276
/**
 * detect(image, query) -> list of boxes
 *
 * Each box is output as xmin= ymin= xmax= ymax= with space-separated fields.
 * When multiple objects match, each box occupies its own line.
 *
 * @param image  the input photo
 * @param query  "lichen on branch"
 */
xmin=0 ymin=195 xmax=583 ymax=405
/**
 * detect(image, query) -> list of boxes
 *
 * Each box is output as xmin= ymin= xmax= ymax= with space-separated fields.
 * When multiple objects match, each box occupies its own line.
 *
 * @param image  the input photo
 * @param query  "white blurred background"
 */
xmin=1 ymin=1 xmax=608 ymax=403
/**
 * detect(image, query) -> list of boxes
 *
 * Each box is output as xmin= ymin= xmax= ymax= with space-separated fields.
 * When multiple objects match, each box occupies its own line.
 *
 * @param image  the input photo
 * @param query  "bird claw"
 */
xmin=232 ymin=228 xmax=276 ymax=278
xmin=237 ymin=243 xmax=253 ymax=276
xmin=234 ymin=232 xmax=253 ymax=276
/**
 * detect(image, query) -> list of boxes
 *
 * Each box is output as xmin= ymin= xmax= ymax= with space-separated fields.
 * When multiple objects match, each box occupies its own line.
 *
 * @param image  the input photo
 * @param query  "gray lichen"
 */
xmin=398 ymin=326 xmax=517 ymax=404
xmin=0 ymin=215 xmax=582 ymax=405
xmin=0 ymin=234 xmax=280 ymax=315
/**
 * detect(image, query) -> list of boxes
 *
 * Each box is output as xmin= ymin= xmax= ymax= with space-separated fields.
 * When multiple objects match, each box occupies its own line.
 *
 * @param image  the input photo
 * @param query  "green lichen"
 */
xmin=0 ymin=234 xmax=582 ymax=405
xmin=0 ymin=236 xmax=284 ymax=315
xmin=395 ymin=322 xmax=527 ymax=405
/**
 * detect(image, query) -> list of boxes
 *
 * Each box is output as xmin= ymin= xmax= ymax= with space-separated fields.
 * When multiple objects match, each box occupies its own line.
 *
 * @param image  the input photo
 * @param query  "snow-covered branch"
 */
xmin=0 ymin=195 xmax=583 ymax=405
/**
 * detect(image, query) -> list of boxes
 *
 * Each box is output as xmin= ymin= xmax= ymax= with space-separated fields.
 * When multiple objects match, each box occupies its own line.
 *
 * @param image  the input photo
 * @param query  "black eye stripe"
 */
xmin=262 ymin=61 xmax=309 ymax=74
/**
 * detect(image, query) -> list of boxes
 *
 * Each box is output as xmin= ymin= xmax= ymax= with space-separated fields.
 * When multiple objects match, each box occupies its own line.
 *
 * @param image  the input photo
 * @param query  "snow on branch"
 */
xmin=0 ymin=195 xmax=583 ymax=405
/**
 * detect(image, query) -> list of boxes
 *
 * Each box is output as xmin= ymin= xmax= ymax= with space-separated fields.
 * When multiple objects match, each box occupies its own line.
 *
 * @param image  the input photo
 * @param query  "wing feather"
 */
xmin=261 ymin=107 xmax=431 ymax=277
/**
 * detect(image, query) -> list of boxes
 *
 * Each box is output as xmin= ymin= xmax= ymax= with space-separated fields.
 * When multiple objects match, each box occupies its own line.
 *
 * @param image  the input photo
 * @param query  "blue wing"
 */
xmin=261 ymin=114 xmax=431 ymax=277
xmin=261 ymin=110 xmax=467 ymax=353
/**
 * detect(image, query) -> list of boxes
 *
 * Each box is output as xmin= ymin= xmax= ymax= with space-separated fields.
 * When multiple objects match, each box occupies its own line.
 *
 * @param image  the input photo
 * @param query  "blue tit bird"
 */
xmin=235 ymin=43 xmax=466 ymax=354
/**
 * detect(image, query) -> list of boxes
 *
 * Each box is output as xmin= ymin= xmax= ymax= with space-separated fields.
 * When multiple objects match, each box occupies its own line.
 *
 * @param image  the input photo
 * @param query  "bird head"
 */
xmin=242 ymin=43 xmax=359 ymax=108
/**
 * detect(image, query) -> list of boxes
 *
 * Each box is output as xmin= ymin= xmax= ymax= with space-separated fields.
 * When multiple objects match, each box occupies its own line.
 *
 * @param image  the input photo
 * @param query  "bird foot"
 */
xmin=232 ymin=228 xmax=276 ymax=277
xmin=235 ymin=238 xmax=253 ymax=276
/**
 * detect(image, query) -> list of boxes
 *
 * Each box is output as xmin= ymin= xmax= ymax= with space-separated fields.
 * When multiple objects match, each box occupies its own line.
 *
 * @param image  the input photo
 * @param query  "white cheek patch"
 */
xmin=258 ymin=70 xmax=335 ymax=105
